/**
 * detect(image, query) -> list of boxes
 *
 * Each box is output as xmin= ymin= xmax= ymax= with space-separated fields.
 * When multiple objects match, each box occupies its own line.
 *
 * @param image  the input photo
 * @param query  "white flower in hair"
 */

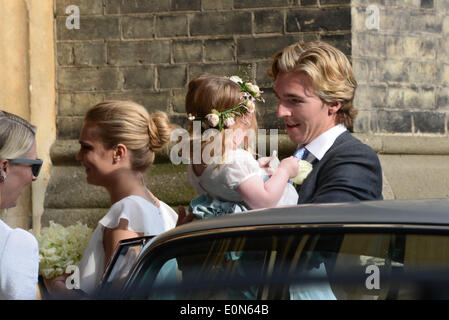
xmin=187 ymin=113 xmax=195 ymax=121
xmin=205 ymin=113 xmax=220 ymax=127
xmin=247 ymin=83 xmax=261 ymax=97
xmin=224 ymin=117 xmax=235 ymax=128
xmin=229 ymin=76 xmax=243 ymax=84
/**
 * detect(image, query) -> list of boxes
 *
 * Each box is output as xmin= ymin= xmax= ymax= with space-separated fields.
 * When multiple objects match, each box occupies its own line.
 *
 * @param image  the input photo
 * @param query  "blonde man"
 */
xmin=268 ymin=41 xmax=382 ymax=203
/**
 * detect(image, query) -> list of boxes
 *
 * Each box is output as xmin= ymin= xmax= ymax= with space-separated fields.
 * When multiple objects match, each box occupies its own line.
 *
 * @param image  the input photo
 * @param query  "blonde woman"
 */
xmin=0 ymin=111 xmax=42 ymax=299
xmin=45 ymin=101 xmax=177 ymax=297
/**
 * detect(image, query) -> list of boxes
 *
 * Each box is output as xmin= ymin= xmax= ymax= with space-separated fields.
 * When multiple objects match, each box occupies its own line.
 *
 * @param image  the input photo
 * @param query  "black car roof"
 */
xmin=157 ymin=198 xmax=449 ymax=241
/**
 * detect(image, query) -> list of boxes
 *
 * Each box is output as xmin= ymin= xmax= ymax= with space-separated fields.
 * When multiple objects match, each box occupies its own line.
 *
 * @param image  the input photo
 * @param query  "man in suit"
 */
xmin=269 ymin=41 xmax=383 ymax=204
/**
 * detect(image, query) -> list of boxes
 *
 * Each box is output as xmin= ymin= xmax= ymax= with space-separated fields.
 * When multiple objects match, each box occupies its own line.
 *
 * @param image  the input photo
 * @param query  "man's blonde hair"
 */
xmin=269 ymin=41 xmax=358 ymax=128
xmin=85 ymin=101 xmax=174 ymax=171
xmin=0 ymin=110 xmax=36 ymax=160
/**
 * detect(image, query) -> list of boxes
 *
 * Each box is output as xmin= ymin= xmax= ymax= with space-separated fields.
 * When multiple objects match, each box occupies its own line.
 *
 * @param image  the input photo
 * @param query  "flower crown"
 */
xmin=187 ymin=76 xmax=265 ymax=131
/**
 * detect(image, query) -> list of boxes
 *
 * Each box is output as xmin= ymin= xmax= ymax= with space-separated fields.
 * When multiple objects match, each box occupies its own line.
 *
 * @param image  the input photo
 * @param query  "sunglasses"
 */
xmin=8 ymin=158 xmax=43 ymax=177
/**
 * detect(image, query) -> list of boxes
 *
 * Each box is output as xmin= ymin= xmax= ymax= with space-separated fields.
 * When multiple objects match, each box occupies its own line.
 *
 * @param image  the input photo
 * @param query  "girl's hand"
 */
xmin=257 ymin=156 xmax=275 ymax=176
xmin=279 ymin=156 xmax=299 ymax=179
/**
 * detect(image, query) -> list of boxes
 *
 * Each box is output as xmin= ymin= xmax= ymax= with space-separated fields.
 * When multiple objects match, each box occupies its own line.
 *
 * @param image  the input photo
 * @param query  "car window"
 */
xmin=122 ymin=230 xmax=449 ymax=300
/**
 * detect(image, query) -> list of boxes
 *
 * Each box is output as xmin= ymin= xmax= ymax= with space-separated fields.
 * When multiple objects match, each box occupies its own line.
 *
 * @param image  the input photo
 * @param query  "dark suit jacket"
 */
xmin=297 ymin=131 xmax=383 ymax=204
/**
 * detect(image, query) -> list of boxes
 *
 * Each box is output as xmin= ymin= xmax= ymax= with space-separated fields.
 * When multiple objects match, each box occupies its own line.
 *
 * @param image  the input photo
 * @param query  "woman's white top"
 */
xmin=0 ymin=219 xmax=39 ymax=300
xmin=78 ymin=195 xmax=178 ymax=296
xmin=188 ymin=148 xmax=298 ymax=207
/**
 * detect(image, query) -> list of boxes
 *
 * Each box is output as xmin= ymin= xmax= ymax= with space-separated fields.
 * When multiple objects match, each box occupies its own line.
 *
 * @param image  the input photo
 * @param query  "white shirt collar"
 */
xmin=303 ymin=124 xmax=347 ymax=161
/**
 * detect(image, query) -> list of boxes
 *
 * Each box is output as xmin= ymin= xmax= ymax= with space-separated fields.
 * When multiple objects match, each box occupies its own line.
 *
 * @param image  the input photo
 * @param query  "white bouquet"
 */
xmin=36 ymin=221 xmax=93 ymax=279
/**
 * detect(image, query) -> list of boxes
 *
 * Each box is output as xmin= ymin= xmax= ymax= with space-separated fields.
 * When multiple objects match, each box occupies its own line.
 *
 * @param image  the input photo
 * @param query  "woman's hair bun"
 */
xmin=147 ymin=112 xmax=174 ymax=152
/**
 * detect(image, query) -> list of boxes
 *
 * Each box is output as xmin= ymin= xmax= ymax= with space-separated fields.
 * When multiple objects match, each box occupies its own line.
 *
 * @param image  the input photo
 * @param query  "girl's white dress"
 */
xmin=78 ymin=195 xmax=177 ymax=296
xmin=187 ymin=149 xmax=298 ymax=218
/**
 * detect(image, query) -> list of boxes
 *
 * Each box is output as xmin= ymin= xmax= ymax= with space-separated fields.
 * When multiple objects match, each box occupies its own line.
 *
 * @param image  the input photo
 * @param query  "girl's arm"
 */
xmin=103 ymin=218 xmax=143 ymax=270
xmin=237 ymin=156 xmax=299 ymax=209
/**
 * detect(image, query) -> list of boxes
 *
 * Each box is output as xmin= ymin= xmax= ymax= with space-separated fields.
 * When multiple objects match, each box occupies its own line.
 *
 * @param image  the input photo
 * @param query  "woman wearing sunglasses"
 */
xmin=0 ymin=110 xmax=42 ymax=299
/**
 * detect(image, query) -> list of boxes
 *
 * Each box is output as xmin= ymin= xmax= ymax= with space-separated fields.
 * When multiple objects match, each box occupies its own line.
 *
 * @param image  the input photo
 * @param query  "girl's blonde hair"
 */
xmin=85 ymin=101 xmax=174 ymax=171
xmin=0 ymin=110 xmax=36 ymax=160
xmin=269 ymin=41 xmax=358 ymax=128
xmin=185 ymin=74 xmax=258 ymax=165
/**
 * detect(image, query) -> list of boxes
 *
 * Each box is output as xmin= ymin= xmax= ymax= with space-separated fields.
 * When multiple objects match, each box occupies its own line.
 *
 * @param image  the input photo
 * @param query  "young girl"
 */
xmin=185 ymin=74 xmax=299 ymax=219
xmin=45 ymin=101 xmax=178 ymax=297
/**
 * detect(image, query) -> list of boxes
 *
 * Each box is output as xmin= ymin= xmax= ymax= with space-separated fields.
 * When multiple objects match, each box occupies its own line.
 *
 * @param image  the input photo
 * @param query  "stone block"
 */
xmin=320 ymin=0 xmax=350 ymax=4
xmin=73 ymin=42 xmax=105 ymax=66
xmin=437 ymin=86 xmax=449 ymax=107
xmin=286 ymin=7 xmax=351 ymax=33
xmin=386 ymin=86 xmax=405 ymax=108
xmin=122 ymin=16 xmax=155 ymax=39
xmin=171 ymin=0 xmax=201 ymax=11
xmin=412 ymin=12 xmax=442 ymax=33
xmin=237 ymin=35 xmax=298 ymax=60
xmin=56 ymin=17 xmax=120 ymax=41
xmin=158 ymin=65 xmax=187 ymax=88
xmin=107 ymin=41 xmax=170 ymax=66
xmin=409 ymin=61 xmax=438 ymax=84
xmin=57 ymin=43 xmax=73 ymax=66
xmin=234 ymin=0 xmax=289 ymax=8
xmin=57 ymin=67 xmax=121 ymax=91
xmin=56 ymin=116 xmax=84 ymax=139
xmin=204 ymin=39 xmax=235 ymax=62
xmin=190 ymin=12 xmax=252 ymax=36
xmin=107 ymin=0 xmax=170 ymax=14
xmin=55 ymin=0 xmax=104 ymax=16
xmin=58 ymin=93 xmax=105 ymax=117
xmin=50 ymin=140 xmax=82 ymax=165
xmin=375 ymin=110 xmax=412 ymax=133
xmin=189 ymin=63 xmax=251 ymax=81
xmin=403 ymin=86 xmax=435 ymax=109
xmin=105 ymin=91 xmax=171 ymax=113
xmin=173 ymin=40 xmax=203 ymax=63
xmin=421 ymin=0 xmax=434 ymax=8
xmin=413 ymin=112 xmax=445 ymax=134
xmin=255 ymin=60 xmax=274 ymax=88
xmin=352 ymin=33 xmax=386 ymax=58
xmin=202 ymin=0 xmax=233 ymax=10
xmin=355 ymin=85 xmax=387 ymax=109
xmin=254 ymin=10 xmax=284 ymax=34
xmin=320 ymin=33 xmax=352 ymax=56
xmin=377 ymin=59 xmax=410 ymax=83
xmin=353 ymin=110 xmax=373 ymax=133
xmin=172 ymin=89 xmax=187 ymax=113
xmin=122 ymin=66 xmax=155 ymax=90
xmin=73 ymin=93 xmax=105 ymax=114
xmin=156 ymin=15 xmax=188 ymax=38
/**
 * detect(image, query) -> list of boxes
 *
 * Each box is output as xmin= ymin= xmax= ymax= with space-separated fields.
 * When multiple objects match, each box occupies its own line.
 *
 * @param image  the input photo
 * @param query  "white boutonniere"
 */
xmin=291 ymin=160 xmax=313 ymax=186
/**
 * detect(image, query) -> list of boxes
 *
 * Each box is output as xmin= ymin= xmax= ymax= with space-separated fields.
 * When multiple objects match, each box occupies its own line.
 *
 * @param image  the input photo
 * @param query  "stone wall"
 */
xmin=352 ymin=0 xmax=449 ymax=134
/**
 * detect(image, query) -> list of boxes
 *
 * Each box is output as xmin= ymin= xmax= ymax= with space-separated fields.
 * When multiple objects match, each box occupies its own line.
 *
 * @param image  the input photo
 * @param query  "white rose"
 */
xmin=247 ymin=83 xmax=260 ymax=97
xmin=223 ymin=117 xmax=235 ymax=128
xmin=291 ymin=160 xmax=313 ymax=185
xmin=205 ymin=113 xmax=220 ymax=127
xmin=230 ymin=76 xmax=243 ymax=84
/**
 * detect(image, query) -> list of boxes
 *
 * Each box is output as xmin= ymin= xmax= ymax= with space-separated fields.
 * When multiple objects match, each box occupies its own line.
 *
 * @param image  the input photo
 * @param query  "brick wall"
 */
xmin=352 ymin=0 xmax=449 ymax=134
xmin=55 ymin=0 xmax=352 ymax=138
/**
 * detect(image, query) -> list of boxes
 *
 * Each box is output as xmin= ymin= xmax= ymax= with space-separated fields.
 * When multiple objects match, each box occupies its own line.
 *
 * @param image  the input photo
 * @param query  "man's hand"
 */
xmin=177 ymin=205 xmax=195 ymax=227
